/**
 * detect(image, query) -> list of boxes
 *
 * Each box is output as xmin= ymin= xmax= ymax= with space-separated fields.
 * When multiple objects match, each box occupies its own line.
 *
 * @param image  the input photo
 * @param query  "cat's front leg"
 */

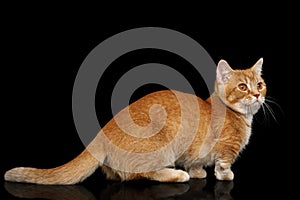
xmin=214 ymin=160 xmax=234 ymax=181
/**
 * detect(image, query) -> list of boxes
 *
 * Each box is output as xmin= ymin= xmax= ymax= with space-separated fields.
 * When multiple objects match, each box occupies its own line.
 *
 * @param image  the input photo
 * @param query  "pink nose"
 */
xmin=254 ymin=94 xmax=260 ymax=99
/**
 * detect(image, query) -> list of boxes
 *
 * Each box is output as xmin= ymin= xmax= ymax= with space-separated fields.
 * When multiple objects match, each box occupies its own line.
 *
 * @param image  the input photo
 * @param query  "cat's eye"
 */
xmin=257 ymin=82 xmax=264 ymax=90
xmin=238 ymin=83 xmax=248 ymax=91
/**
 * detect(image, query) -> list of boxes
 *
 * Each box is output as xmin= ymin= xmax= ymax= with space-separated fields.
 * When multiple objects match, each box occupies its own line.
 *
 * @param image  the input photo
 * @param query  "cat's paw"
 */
xmin=214 ymin=168 xmax=234 ymax=181
xmin=150 ymin=168 xmax=190 ymax=183
xmin=188 ymin=168 xmax=207 ymax=179
xmin=171 ymin=170 xmax=190 ymax=182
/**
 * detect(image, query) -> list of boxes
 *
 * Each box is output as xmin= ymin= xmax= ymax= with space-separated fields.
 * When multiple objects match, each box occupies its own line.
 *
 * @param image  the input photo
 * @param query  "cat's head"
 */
xmin=215 ymin=58 xmax=266 ymax=115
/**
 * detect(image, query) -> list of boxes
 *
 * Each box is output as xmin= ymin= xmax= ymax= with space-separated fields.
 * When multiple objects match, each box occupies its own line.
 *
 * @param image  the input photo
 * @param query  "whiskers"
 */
xmin=258 ymin=96 xmax=284 ymax=125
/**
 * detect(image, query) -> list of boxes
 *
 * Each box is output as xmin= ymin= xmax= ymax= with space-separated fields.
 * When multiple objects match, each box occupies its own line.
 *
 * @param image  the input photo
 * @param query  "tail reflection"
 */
xmin=5 ymin=179 xmax=233 ymax=199
xmin=4 ymin=182 xmax=97 ymax=200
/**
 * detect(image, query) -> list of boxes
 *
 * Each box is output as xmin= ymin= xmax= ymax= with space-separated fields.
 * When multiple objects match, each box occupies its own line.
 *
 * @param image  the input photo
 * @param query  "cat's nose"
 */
xmin=253 ymin=94 xmax=260 ymax=99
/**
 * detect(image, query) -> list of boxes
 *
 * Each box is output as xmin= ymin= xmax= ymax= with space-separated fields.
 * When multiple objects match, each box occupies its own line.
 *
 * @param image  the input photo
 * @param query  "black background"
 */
xmin=1 ymin=6 xmax=298 ymax=199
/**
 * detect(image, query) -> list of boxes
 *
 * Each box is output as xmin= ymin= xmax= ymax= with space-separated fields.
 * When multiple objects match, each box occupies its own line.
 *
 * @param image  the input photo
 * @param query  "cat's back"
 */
xmin=129 ymin=90 xmax=210 ymax=116
xmin=101 ymin=90 xmax=210 ymax=153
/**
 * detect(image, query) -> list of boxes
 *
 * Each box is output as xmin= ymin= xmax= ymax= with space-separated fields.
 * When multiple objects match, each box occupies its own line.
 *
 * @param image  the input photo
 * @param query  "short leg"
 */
xmin=214 ymin=147 xmax=239 ymax=181
xmin=144 ymin=168 xmax=190 ymax=183
xmin=188 ymin=165 xmax=207 ymax=179
xmin=214 ymin=161 xmax=234 ymax=181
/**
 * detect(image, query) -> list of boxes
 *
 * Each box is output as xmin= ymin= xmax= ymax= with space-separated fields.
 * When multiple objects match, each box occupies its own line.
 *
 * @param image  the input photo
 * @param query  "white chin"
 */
xmin=232 ymin=102 xmax=261 ymax=115
xmin=247 ymin=102 xmax=261 ymax=115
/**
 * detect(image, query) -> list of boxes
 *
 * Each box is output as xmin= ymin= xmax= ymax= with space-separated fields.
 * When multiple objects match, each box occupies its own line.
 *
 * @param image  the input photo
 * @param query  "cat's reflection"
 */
xmin=5 ymin=179 xmax=233 ymax=200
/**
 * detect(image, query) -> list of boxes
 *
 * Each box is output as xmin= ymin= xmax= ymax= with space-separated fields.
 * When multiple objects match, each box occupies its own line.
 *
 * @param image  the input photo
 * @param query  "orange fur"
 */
xmin=4 ymin=58 xmax=266 ymax=184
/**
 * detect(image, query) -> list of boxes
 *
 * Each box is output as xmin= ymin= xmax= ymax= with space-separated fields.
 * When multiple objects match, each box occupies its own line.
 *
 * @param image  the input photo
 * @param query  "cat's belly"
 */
xmin=176 ymin=151 xmax=215 ymax=168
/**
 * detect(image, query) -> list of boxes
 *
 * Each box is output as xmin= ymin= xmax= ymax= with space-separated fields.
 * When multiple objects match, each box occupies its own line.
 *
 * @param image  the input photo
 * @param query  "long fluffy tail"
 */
xmin=4 ymin=149 xmax=100 ymax=185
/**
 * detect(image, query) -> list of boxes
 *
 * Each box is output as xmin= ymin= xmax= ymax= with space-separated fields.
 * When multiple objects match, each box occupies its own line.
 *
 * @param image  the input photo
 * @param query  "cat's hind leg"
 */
xmin=142 ymin=168 xmax=190 ymax=183
xmin=188 ymin=165 xmax=207 ymax=179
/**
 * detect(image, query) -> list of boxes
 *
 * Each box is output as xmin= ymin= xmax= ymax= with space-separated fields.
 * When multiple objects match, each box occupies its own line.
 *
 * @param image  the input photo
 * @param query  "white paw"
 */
xmin=175 ymin=170 xmax=190 ymax=182
xmin=215 ymin=168 xmax=234 ymax=181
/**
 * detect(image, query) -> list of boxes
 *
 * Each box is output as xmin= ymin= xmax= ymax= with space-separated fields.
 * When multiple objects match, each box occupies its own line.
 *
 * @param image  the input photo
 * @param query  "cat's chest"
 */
xmin=241 ymin=126 xmax=252 ymax=149
xmin=239 ymin=112 xmax=254 ymax=149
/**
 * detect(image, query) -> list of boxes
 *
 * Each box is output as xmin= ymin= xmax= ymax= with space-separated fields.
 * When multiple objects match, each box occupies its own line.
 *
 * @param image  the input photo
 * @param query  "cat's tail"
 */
xmin=4 ymin=136 xmax=105 ymax=185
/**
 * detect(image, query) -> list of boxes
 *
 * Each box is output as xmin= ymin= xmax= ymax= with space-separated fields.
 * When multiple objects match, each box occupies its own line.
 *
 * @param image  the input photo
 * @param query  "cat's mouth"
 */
xmin=252 ymin=101 xmax=261 ymax=107
xmin=247 ymin=97 xmax=264 ymax=106
xmin=248 ymin=100 xmax=263 ymax=108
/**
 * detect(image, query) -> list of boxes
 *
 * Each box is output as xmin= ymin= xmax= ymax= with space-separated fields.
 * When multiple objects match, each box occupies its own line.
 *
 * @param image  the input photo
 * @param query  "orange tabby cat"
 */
xmin=4 ymin=58 xmax=266 ymax=184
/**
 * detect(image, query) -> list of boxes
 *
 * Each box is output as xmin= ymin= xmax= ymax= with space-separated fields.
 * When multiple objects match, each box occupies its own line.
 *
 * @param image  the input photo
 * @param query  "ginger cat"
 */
xmin=4 ymin=58 xmax=266 ymax=184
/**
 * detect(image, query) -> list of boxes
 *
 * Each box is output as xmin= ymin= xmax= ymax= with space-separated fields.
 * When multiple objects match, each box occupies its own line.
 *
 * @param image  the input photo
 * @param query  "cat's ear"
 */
xmin=216 ymin=59 xmax=233 ymax=84
xmin=251 ymin=57 xmax=263 ymax=75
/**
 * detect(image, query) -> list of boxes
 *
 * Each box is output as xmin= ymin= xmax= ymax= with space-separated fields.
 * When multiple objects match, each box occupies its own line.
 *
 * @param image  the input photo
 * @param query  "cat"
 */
xmin=4 ymin=58 xmax=266 ymax=184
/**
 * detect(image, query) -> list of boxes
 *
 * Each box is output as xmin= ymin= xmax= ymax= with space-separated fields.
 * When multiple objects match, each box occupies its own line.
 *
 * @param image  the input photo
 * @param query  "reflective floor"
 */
xmin=4 ymin=179 xmax=234 ymax=200
xmin=2 ymin=175 xmax=291 ymax=200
